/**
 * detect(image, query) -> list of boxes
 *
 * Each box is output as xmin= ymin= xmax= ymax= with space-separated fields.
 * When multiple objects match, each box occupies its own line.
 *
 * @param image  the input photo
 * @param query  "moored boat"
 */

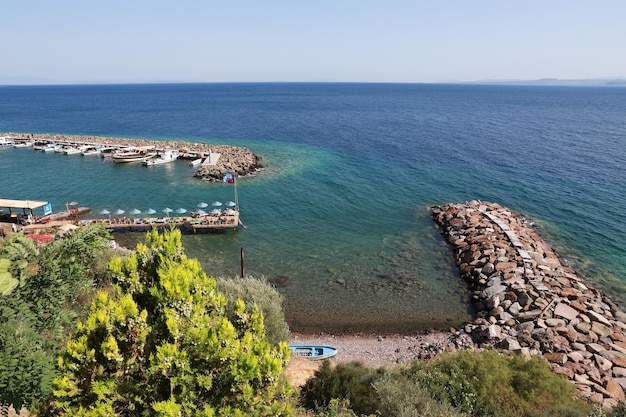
xmin=13 ymin=140 xmax=34 ymax=148
xmin=81 ymin=145 xmax=103 ymax=156
xmin=42 ymin=144 xmax=62 ymax=152
xmin=289 ymin=345 xmax=338 ymax=360
xmin=0 ymin=137 xmax=15 ymax=146
xmin=111 ymin=148 xmax=157 ymax=163
xmin=65 ymin=145 xmax=90 ymax=155
xmin=143 ymin=149 xmax=179 ymax=166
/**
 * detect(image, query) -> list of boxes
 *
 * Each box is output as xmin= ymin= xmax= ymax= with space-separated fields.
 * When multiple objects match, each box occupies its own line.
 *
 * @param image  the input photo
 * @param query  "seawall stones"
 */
xmin=432 ymin=201 xmax=626 ymax=408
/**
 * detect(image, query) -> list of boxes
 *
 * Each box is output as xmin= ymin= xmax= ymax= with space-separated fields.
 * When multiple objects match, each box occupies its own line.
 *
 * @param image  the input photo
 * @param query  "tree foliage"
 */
xmin=0 ymin=225 xmax=113 ymax=409
xmin=216 ymin=275 xmax=290 ymax=347
xmin=53 ymin=228 xmax=292 ymax=416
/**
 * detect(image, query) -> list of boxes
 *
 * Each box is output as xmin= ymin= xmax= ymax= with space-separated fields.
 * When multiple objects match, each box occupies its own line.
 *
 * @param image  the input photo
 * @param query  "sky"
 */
xmin=1 ymin=0 xmax=625 ymax=84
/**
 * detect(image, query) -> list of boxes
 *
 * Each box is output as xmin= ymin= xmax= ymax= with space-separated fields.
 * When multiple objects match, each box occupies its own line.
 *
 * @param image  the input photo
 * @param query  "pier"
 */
xmin=16 ymin=211 xmax=241 ymax=235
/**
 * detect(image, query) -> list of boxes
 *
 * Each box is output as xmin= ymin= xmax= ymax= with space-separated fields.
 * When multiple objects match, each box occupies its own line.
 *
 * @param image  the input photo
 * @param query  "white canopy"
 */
xmin=0 ymin=198 xmax=49 ymax=210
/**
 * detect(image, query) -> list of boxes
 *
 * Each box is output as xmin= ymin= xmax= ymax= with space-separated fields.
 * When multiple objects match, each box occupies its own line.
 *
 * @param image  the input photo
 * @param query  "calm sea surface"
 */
xmin=1 ymin=83 xmax=624 ymax=333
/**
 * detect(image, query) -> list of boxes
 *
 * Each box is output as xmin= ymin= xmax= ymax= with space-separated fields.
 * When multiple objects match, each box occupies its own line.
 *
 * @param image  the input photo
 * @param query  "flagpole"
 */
xmin=234 ymin=172 xmax=239 ymax=211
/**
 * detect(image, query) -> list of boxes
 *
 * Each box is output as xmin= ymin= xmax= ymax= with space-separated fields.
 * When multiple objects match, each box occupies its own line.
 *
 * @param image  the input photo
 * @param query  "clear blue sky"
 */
xmin=1 ymin=0 xmax=624 ymax=84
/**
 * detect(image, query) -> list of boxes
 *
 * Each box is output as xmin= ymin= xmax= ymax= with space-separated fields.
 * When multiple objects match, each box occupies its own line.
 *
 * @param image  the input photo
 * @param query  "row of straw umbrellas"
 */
xmin=98 ymin=201 xmax=236 ymax=217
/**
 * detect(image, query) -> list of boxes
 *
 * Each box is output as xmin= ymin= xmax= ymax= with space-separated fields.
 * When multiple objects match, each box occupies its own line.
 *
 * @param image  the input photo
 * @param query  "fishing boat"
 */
xmin=13 ymin=140 xmax=34 ymax=148
xmin=81 ymin=145 xmax=102 ymax=156
xmin=32 ymin=140 xmax=52 ymax=150
xmin=111 ymin=148 xmax=157 ymax=163
xmin=99 ymin=146 xmax=119 ymax=157
xmin=42 ymin=144 xmax=62 ymax=152
xmin=0 ymin=137 xmax=15 ymax=146
xmin=143 ymin=149 xmax=179 ymax=166
xmin=65 ymin=145 xmax=90 ymax=155
xmin=289 ymin=345 xmax=338 ymax=360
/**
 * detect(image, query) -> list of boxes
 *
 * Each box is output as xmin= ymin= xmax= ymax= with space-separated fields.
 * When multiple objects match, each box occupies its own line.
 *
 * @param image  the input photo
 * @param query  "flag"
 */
xmin=223 ymin=173 xmax=235 ymax=184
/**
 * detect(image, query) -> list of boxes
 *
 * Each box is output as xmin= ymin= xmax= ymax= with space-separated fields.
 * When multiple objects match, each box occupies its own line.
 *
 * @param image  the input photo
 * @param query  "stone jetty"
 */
xmin=432 ymin=201 xmax=626 ymax=408
xmin=3 ymin=132 xmax=263 ymax=182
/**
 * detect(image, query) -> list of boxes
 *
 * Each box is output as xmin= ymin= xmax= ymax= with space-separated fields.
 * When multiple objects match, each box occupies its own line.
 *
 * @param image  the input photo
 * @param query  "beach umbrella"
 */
xmin=212 ymin=201 xmax=222 ymax=207
xmin=129 ymin=208 xmax=142 ymax=215
xmin=162 ymin=207 xmax=173 ymax=216
xmin=197 ymin=202 xmax=208 ymax=208
xmin=145 ymin=208 xmax=156 ymax=215
xmin=114 ymin=209 xmax=125 ymax=215
xmin=195 ymin=209 xmax=207 ymax=215
xmin=210 ymin=208 xmax=221 ymax=215
xmin=226 ymin=201 xmax=236 ymax=207
xmin=175 ymin=208 xmax=187 ymax=214
xmin=99 ymin=209 xmax=111 ymax=215
xmin=224 ymin=208 xmax=236 ymax=215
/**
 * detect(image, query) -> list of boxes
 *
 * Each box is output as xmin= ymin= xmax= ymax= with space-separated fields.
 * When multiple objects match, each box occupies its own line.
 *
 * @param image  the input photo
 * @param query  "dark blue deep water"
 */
xmin=1 ymin=83 xmax=625 ymax=333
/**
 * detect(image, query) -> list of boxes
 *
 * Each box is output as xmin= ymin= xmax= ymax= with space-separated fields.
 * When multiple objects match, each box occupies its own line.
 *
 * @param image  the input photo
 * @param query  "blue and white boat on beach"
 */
xmin=289 ymin=345 xmax=338 ymax=360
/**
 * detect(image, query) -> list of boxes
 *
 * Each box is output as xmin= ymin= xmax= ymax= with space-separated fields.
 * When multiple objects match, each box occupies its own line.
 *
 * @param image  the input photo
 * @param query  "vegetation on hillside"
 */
xmin=52 ymin=228 xmax=292 ymax=416
xmin=2 ymin=226 xmax=626 ymax=417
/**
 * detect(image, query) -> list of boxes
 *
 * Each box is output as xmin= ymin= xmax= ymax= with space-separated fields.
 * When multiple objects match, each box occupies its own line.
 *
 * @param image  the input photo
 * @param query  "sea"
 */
xmin=0 ymin=83 xmax=624 ymax=333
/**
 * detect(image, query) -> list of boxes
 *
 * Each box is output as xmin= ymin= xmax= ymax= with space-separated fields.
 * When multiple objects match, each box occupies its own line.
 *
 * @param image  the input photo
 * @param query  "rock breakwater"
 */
xmin=3 ymin=132 xmax=263 ymax=182
xmin=432 ymin=201 xmax=626 ymax=408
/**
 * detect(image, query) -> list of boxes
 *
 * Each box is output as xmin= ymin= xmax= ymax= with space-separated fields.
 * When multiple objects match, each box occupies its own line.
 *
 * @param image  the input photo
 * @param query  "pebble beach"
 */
xmin=291 ymin=201 xmax=626 ymax=409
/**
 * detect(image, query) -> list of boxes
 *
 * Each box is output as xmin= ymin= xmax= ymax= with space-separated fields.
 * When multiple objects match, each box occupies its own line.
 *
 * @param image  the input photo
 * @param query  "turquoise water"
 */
xmin=1 ymin=83 xmax=624 ymax=332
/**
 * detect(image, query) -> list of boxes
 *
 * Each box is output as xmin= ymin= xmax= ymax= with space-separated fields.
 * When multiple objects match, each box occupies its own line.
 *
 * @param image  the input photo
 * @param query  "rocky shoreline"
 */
xmin=429 ymin=201 xmax=626 ymax=408
xmin=2 ymin=132 xmax=263 ymax=182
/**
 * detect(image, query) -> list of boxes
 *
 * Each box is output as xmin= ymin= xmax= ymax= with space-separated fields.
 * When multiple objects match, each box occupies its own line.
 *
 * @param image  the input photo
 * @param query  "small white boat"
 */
xmin=143 ymin=149 xmax=179 ymax=166
xmin=189 ymin=158 xmax=203 ymax=167
xmin=42 ymin=144 xmax=62 ymax=152
xmin=55 ymin=145 xmax=71 ymax=153
xmin=32 ymin=141 xmax=51 ymax=150
xmin=99 ymin=146 xmax=119 ymax=157
xmin=81 ymin=145 xmax=102 ymax=156
xmin=13 ymin=140 xmax=34 ymax=148
xmin=0 ymin=137 xmax=14 ymax=147
xmin=65 ymin=145 xmax=90 ymax=155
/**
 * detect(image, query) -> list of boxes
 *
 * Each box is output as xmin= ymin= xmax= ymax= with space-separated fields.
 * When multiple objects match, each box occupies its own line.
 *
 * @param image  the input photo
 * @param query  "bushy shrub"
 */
xmin=300 ymin=361 xmax=384 ymax=416
xmin=407 ymin=350 xmax=590 ymax=417
xmin=0 ymin=301 xmax=57 ymax=409
xmin=312 ymin=399 xmax=361 ymax=417
xmin=372 ymin=371 xmax=466 ymax=417
xmin=216 ymin=275 xmax=290 ymax=346
xmin=0 ymin=225 xmax=115 ymax=409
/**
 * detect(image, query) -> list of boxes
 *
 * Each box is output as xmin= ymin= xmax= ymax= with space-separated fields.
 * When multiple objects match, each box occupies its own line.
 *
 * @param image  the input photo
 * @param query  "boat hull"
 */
xmin=111 ymin=153 xmax=156 ymax=163
xmin=289 ymin=345 xmax=338 ymax=360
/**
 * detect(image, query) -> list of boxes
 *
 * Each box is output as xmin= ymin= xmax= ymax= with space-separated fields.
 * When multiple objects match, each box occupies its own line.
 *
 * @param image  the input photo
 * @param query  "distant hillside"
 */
xmin=468 ymin=78 xmax=626 ymax=87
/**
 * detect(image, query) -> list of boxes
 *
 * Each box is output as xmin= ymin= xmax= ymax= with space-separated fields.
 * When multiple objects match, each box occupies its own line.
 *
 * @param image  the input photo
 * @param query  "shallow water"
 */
xmin=1 ymin=83 xmax=624 ymax=332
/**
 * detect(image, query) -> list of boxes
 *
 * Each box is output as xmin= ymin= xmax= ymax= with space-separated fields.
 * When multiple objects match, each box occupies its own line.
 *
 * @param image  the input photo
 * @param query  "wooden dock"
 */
xmin=21 ymin=212 xmax=240 ymax=235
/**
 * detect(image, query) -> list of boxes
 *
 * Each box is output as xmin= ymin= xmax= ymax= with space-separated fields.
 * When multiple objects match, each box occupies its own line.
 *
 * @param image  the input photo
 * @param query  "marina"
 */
xmin=1 ymin=132 xmax=263 ymax=182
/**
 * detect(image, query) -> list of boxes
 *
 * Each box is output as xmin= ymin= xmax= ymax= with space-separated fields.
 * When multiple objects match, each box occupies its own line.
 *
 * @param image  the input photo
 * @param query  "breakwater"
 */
xmin=432 ymin=201 xmax=626 ymax=408
xmin=2 ymin=132 xmax=262 ymax=181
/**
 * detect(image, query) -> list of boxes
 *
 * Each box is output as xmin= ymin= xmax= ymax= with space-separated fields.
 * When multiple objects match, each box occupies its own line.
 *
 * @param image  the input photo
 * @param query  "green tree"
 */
xmin=53 ymin=228 xmax=292 ymax=416
xmin=0 ymin=225 xmax=114 ymax=409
